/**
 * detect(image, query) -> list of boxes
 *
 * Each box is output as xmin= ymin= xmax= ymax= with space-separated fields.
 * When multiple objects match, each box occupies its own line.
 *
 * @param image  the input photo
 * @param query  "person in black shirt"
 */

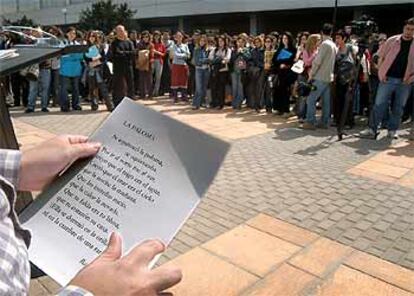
xmin=272 ymin=32 xmax=297 ymax=117
xmin=386 ymin=38 xmax=411 ymax=79
xmin=110 ymin=25 xmax=135 ymax=107
xmin=361 ymin=17 xmax=414 ymax=140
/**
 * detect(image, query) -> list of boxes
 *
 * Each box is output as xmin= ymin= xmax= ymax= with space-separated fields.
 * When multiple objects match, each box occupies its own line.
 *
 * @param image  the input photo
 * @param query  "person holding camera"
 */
xmin=302 ymin=24 xmax=337 ymax=129
xmin=360 ymin=17 xmax=414 ymax=140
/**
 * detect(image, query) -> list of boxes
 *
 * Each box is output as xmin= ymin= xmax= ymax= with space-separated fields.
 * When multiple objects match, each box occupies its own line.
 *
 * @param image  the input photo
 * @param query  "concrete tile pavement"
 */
xmin=164 ymin=214 xmax=414 ymax=295
xmin=9 ymin=99 xmax=414 ymax=294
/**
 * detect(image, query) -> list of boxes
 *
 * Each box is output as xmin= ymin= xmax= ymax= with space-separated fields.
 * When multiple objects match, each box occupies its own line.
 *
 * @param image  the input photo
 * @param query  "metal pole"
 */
xmin=332 ymin=0 xmax=338 ymax=31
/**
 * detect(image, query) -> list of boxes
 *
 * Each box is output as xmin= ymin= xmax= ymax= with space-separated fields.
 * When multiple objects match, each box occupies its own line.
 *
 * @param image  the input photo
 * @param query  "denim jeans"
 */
xmin=193 ymin=67 xmax=209 ymax=107
xmin=370 ymin=77 xmax=413 ymax=132
xmin=60 ymin=75 xmax=80 ymax=110
xmin=152 ymin=59 xmax=164 ymax=96
xmin=28 ymin=68 xmax=51 ymax=110
xmin=231 ymin=71 xmax=244 ymax=108
xmin=305 ymin=80 xmax=331 ymax=125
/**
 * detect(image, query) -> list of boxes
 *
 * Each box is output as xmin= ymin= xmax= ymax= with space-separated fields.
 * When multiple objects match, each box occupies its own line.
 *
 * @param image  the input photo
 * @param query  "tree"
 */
xmin=2 ymin=15 xmax=37 ymax=27
xmin=79 ymin=0 xmax=136 ymax=33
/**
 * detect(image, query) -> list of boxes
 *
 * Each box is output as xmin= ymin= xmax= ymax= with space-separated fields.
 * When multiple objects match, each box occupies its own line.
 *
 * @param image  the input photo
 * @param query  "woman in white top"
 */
xmin=208 ymin=35 xmax=232 ymax=109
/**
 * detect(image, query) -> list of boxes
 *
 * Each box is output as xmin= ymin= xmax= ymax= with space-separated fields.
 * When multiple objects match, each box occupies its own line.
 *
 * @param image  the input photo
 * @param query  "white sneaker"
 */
xmin=387 ymin=130 xmax=398 ymax=140
xmin=359 ymin=128 xmax=378 ymax=139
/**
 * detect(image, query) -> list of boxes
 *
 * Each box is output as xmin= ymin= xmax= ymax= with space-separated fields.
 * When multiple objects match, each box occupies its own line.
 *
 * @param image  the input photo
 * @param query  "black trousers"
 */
xmin=273 ymin=70 xmax=292 ymax=113
xmin=11 ymin=73 xmax=28 ymax=107
xmin=112 ymin=66 xmax=135 ymax=107
xmin=210 ymin=71 xmax=228 ymax=108
xmin=139 ymin=70 xmax=152 ymax=98
xmin=334 ymin=81 xmax=354 ymax=126
xmin=247 ymin=70 xmax=265 ymax=110
xmin=160 ymin=56 xmax=171 ymax=95
xmin=188 ymin=65 xmax=195 ymax=97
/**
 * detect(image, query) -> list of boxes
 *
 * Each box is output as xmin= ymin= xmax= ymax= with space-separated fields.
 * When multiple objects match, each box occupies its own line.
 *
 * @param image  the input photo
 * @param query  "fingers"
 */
xmin=69 ymin=142 xmax=101 ymax=160
xmin=65 ymin=135 xmax=90 ymax=145
xmin=124 ymin=240 xmax=165 ymax=266
xmin=98 ymin=232 xmax=122 ymax=261
xmin=149 ymin=265 xmax=182 ymax=292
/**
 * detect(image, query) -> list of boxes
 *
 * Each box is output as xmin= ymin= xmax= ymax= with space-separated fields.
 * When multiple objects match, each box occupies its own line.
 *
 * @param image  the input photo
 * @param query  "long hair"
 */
xmin=281 ymin=31 xmax=295 ymax=50
xmin=86 ymin=30 xmax=100 ymax=46
xmin=305 ymin=34 xmax=321 ymax=53
xmin=216 ymin=35 xmax=228 ymax=49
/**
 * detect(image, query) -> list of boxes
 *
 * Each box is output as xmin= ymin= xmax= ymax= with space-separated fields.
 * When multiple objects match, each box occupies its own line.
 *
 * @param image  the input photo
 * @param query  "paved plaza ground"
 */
xmin=10 ymin=98 xmax=414 ymax=295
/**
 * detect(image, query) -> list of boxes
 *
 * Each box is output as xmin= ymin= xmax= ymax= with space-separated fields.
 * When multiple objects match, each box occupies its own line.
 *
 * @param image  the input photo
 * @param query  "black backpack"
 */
xmin=336 ymin=45 xmax=355 ymax=85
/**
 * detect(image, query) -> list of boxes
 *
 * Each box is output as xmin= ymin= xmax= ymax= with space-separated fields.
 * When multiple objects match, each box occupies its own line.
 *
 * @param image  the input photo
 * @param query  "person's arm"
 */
xmin=310 ymin=43 xmax=327 ymax=79
xmin=18 ymin=137 xmax=182 ymax=295
xmin=173 ymin=45 xmax=188 ymax=59
xmin=0 ymin=149 xmax=21 ymax=187
xmin=223 ymin=48 xmax=232 ymax=64
xmin=377 ymin=38 xmax=392 ymax=71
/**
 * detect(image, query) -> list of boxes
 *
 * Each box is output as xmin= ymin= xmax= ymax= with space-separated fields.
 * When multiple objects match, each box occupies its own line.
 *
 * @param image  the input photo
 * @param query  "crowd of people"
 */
xmin=1 ymin=16 xmax=414 ymax=139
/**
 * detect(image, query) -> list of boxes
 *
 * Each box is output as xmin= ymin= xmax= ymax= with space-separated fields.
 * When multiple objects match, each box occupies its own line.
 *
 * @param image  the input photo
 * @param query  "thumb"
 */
xmin=98 ymin=232 xmax=122 ymax=261
xmin=70 ymin=142 xmax=101 ymax=160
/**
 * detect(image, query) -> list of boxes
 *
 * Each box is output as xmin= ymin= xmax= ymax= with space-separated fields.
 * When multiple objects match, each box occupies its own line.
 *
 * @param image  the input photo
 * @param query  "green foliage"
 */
xmin=2 ymin=15 xmax=37 ymax=27
xmin=79 ymin=0 xmax=136 ymax=34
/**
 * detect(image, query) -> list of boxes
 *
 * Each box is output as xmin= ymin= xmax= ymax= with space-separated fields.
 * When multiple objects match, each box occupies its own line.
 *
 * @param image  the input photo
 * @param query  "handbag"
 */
xmin=20 ymin=64 xmax=39 ymax=81
xmin=291 ymin=60 xmax=305 ymax=74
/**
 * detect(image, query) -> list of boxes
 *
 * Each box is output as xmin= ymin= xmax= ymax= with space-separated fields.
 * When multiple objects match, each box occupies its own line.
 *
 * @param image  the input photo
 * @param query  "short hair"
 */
xmin=141 ymin=30 xmax=150 ymax=36
xmin=66 ymin=26 xmax=76 ymax=34
xmin=335 ymin=29 xmax=348 ymax=40
xmin=153 ymin=30 xmax=161 ymax=36
xmin=405 ymin=17 xmax=414 ymax=26
xmin=322 ymin=23 xmax=333 ymax=36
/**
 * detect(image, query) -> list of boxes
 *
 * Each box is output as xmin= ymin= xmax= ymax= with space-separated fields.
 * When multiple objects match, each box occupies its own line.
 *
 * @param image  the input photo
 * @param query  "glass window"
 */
xmin=40 ymin=0 xmax=66 ymax=9
xmin=17 ymin=0 xmax=40 ymax=12
xmin=0 ymin=0 xmax=17 ymax=14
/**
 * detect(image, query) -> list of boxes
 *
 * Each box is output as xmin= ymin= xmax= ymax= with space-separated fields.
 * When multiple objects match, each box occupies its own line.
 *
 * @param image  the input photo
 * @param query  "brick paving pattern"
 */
xmin=164 ymin=214 xmax=414 ymax=295
xmin=9 ymin=99 xmax=414 ymax=295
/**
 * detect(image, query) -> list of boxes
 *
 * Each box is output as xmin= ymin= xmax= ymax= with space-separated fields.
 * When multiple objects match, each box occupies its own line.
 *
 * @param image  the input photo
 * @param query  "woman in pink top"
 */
xmin=302 ymin=34 xmax=321 ymax=77
xmin=294 ymin=34 xmax=321 ymax=121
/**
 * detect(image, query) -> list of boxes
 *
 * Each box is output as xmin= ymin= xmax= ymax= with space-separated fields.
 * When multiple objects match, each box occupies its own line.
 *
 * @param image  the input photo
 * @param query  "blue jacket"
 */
xmin=60 ymin=40 xmax=83 ymax=77
xmin=194 ymin=46 xmax=210 ymax=67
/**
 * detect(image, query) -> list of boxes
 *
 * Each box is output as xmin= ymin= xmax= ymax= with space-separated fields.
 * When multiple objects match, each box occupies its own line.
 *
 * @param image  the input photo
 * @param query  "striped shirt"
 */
xmin=0 ymin=149 xmax=91 ymax=295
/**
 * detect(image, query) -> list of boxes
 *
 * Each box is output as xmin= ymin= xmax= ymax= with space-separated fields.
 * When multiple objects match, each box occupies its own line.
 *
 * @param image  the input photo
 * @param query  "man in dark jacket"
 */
xmin=110 ymin=25 xmax=135 ymax=107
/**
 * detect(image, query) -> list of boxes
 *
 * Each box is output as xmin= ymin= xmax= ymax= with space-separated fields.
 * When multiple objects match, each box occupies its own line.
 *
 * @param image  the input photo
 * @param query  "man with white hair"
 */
xmin=110 ymin=25 xmax=135 ymax=107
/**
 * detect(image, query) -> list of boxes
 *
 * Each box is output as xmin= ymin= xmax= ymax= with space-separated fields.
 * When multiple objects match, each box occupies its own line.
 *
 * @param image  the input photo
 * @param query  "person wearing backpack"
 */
xmin=333 ymin=30 xmax=357 ymax=127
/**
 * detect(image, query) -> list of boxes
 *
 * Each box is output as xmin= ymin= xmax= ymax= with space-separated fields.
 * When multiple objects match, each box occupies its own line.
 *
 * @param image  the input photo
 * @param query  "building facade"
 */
xmin=1 ymin=0 xmax=414 ymax=35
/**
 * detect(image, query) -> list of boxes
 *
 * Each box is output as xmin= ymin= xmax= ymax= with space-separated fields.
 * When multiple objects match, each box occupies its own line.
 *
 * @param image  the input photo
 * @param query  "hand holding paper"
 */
xmin=70 ymin=233 xmax=182 ymax=295
xmin=20 ymin=99 xmax=229 ymax=285
xmin=19 ymin=135 xmax=101 ymax=191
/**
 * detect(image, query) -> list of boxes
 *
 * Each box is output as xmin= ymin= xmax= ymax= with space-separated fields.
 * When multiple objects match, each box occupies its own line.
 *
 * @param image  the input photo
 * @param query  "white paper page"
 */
xmin=20 ymin=98 xmax=229 ymax=286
